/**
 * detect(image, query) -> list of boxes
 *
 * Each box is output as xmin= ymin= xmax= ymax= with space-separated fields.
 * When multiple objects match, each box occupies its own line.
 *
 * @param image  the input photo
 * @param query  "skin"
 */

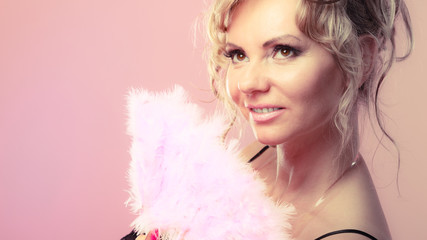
xmin=139 ymin=0 xmax=390 ymax=238
xmin=135 ymin=234 xmax=146 ymax=240
xmin=135 ymin=231 xmax=157 ymax=240
xmin=226 ymin=0 xmax=392 ymax=239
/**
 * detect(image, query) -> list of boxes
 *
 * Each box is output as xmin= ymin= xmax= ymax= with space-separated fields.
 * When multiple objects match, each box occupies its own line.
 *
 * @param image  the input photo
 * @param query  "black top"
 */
xmin=315 ymin=229 xmax=378 ymax=239
xmin=121 ymin=229 xmax=378 ymax=240
xmin=121 ymin=230 xmax=138 ymax=240
xmin=120 ymin=146 xmax=378 ymax=240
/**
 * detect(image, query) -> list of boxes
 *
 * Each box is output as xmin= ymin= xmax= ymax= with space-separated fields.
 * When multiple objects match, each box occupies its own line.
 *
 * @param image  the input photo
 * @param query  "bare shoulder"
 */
xmin=297 ymin=160 xmax=392 ymax=240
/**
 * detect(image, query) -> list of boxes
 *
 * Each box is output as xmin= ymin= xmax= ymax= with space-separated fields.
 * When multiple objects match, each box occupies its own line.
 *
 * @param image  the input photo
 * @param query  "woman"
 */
xmin=123 ymin=0 xmax=412 ymax=239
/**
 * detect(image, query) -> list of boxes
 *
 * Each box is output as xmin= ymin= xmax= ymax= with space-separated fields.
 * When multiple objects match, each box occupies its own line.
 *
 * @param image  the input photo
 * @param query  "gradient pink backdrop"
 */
xmin=0 ymin=0 xmax=425 ymax=239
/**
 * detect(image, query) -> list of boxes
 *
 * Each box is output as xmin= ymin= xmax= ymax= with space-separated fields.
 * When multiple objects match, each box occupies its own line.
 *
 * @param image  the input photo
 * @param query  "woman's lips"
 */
xmin=248 ymin=107 xmax=285 ymax=123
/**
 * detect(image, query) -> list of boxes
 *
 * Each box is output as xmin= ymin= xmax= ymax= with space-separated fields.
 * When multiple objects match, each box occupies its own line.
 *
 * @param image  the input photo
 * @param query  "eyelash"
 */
xmin=224 ymin=49 xmax=247 ymax=63
xmin=224 ymin=44 xmax=301 ymax=63
xmin=272 ymin=45 xmax=300 ymax=59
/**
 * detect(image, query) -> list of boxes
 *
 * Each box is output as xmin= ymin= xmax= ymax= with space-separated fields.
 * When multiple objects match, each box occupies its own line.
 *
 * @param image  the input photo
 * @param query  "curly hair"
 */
xmin=205 ymin=0 xmax=413 ymax=169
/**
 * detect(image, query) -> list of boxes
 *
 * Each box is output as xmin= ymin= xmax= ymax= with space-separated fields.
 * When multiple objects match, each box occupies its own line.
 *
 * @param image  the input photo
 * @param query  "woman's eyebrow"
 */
xmin=226 ymin=34 xmax=301 ymax=50
xmin=262 ymin=34 xmax=301 ymax=48
xmin=225 ymin=42 xmax=242 ymax=50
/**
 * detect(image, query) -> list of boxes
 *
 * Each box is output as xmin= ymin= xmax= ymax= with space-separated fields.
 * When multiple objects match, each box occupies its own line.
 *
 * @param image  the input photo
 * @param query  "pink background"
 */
xmin=0 ymin=0 xmax=425 ymax=239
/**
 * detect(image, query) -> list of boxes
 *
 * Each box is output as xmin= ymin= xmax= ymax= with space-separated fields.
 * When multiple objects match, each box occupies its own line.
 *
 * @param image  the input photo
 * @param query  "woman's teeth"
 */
xmin=252 ymin=108 xmax=281 ymax=113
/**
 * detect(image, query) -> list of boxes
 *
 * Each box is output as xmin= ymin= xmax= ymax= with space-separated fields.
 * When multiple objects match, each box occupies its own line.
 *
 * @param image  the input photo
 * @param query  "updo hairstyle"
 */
xmin=205 ymin=0 xmax=413 ymax=167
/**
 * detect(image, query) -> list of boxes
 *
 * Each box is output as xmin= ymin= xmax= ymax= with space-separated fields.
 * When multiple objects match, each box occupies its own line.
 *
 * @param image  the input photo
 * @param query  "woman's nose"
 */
xmin=237 ymin=62 xmax=270 ymax=95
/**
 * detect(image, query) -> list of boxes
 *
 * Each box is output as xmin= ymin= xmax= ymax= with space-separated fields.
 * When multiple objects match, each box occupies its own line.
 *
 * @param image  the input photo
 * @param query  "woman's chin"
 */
xmin=253 ymin=133 xmax=286 ymax=146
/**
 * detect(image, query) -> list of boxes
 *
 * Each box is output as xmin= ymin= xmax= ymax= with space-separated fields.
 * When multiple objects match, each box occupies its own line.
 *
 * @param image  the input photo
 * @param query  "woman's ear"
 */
xmin=358 ymin=35 xmax=378 ymax=88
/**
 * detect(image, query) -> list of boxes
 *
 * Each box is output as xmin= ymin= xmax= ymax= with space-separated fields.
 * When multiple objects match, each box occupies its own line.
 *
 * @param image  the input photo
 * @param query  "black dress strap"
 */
xmin=248 ymin=145 xmax=269 ymax=163
xmin=315 ymin=229 xmax=378 ymax=240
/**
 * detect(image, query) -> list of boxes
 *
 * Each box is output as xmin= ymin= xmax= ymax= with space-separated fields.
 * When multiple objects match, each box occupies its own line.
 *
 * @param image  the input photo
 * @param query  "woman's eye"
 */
xmin=225 ymin=50 xmax=249 ymax=63
xmin=233 ymin=52 xmax=247 ymax=62
xmin=272 ymin=45 xmax=297 ymax=59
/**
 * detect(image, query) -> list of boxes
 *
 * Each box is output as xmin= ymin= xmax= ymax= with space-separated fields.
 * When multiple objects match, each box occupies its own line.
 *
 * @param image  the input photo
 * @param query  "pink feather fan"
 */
xmin=126 ymin=85 xmax=294 ymax=240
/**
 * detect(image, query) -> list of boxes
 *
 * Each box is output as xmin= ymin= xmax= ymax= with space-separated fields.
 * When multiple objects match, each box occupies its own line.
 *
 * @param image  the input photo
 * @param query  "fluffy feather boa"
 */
xmin=126 ymin=85 xmax=294 ymax=240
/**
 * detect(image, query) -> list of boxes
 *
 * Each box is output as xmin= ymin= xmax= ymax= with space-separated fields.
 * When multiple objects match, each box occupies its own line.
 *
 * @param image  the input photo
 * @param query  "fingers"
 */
xmin=136 ymin=229 xmax=159 ymax=240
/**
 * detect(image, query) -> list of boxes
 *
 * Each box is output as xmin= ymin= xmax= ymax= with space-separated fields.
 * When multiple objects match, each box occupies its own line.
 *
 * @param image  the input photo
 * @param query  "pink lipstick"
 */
xmin=248 ymin=106 xmax=285 ymax=123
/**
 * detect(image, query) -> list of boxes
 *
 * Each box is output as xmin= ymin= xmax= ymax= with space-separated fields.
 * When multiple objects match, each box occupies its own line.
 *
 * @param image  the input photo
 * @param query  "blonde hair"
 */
xmin=205 ymin=0 xmax=413 ymax=168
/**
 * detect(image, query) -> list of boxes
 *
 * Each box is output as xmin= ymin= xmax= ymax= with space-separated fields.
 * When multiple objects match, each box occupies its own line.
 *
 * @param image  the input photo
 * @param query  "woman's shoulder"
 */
xmin=296 ymin=159 xmax=392 ymax=239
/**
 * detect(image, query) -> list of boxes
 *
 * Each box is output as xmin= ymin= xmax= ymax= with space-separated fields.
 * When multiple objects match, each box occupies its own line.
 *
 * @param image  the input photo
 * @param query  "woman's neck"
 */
xmin=272 ymin=128 xmax=357 ymax=211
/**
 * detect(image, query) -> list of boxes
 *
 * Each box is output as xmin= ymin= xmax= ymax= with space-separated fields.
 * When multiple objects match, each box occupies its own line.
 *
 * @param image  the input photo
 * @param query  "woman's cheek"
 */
xmin=226 ymin=71 xmax=250 ymax=119
xmin=225 ymin=70 xmax=239 ymax=104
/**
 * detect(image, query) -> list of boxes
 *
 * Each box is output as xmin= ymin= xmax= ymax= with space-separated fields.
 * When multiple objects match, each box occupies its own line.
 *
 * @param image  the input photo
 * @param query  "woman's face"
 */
xmin=226 ymin=0 xmax=345 ymax=145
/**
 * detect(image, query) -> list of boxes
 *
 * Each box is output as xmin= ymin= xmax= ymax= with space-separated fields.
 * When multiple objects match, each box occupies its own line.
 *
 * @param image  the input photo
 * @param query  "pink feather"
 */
xmin=126 ymin=85 xmax=294 ymax=240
